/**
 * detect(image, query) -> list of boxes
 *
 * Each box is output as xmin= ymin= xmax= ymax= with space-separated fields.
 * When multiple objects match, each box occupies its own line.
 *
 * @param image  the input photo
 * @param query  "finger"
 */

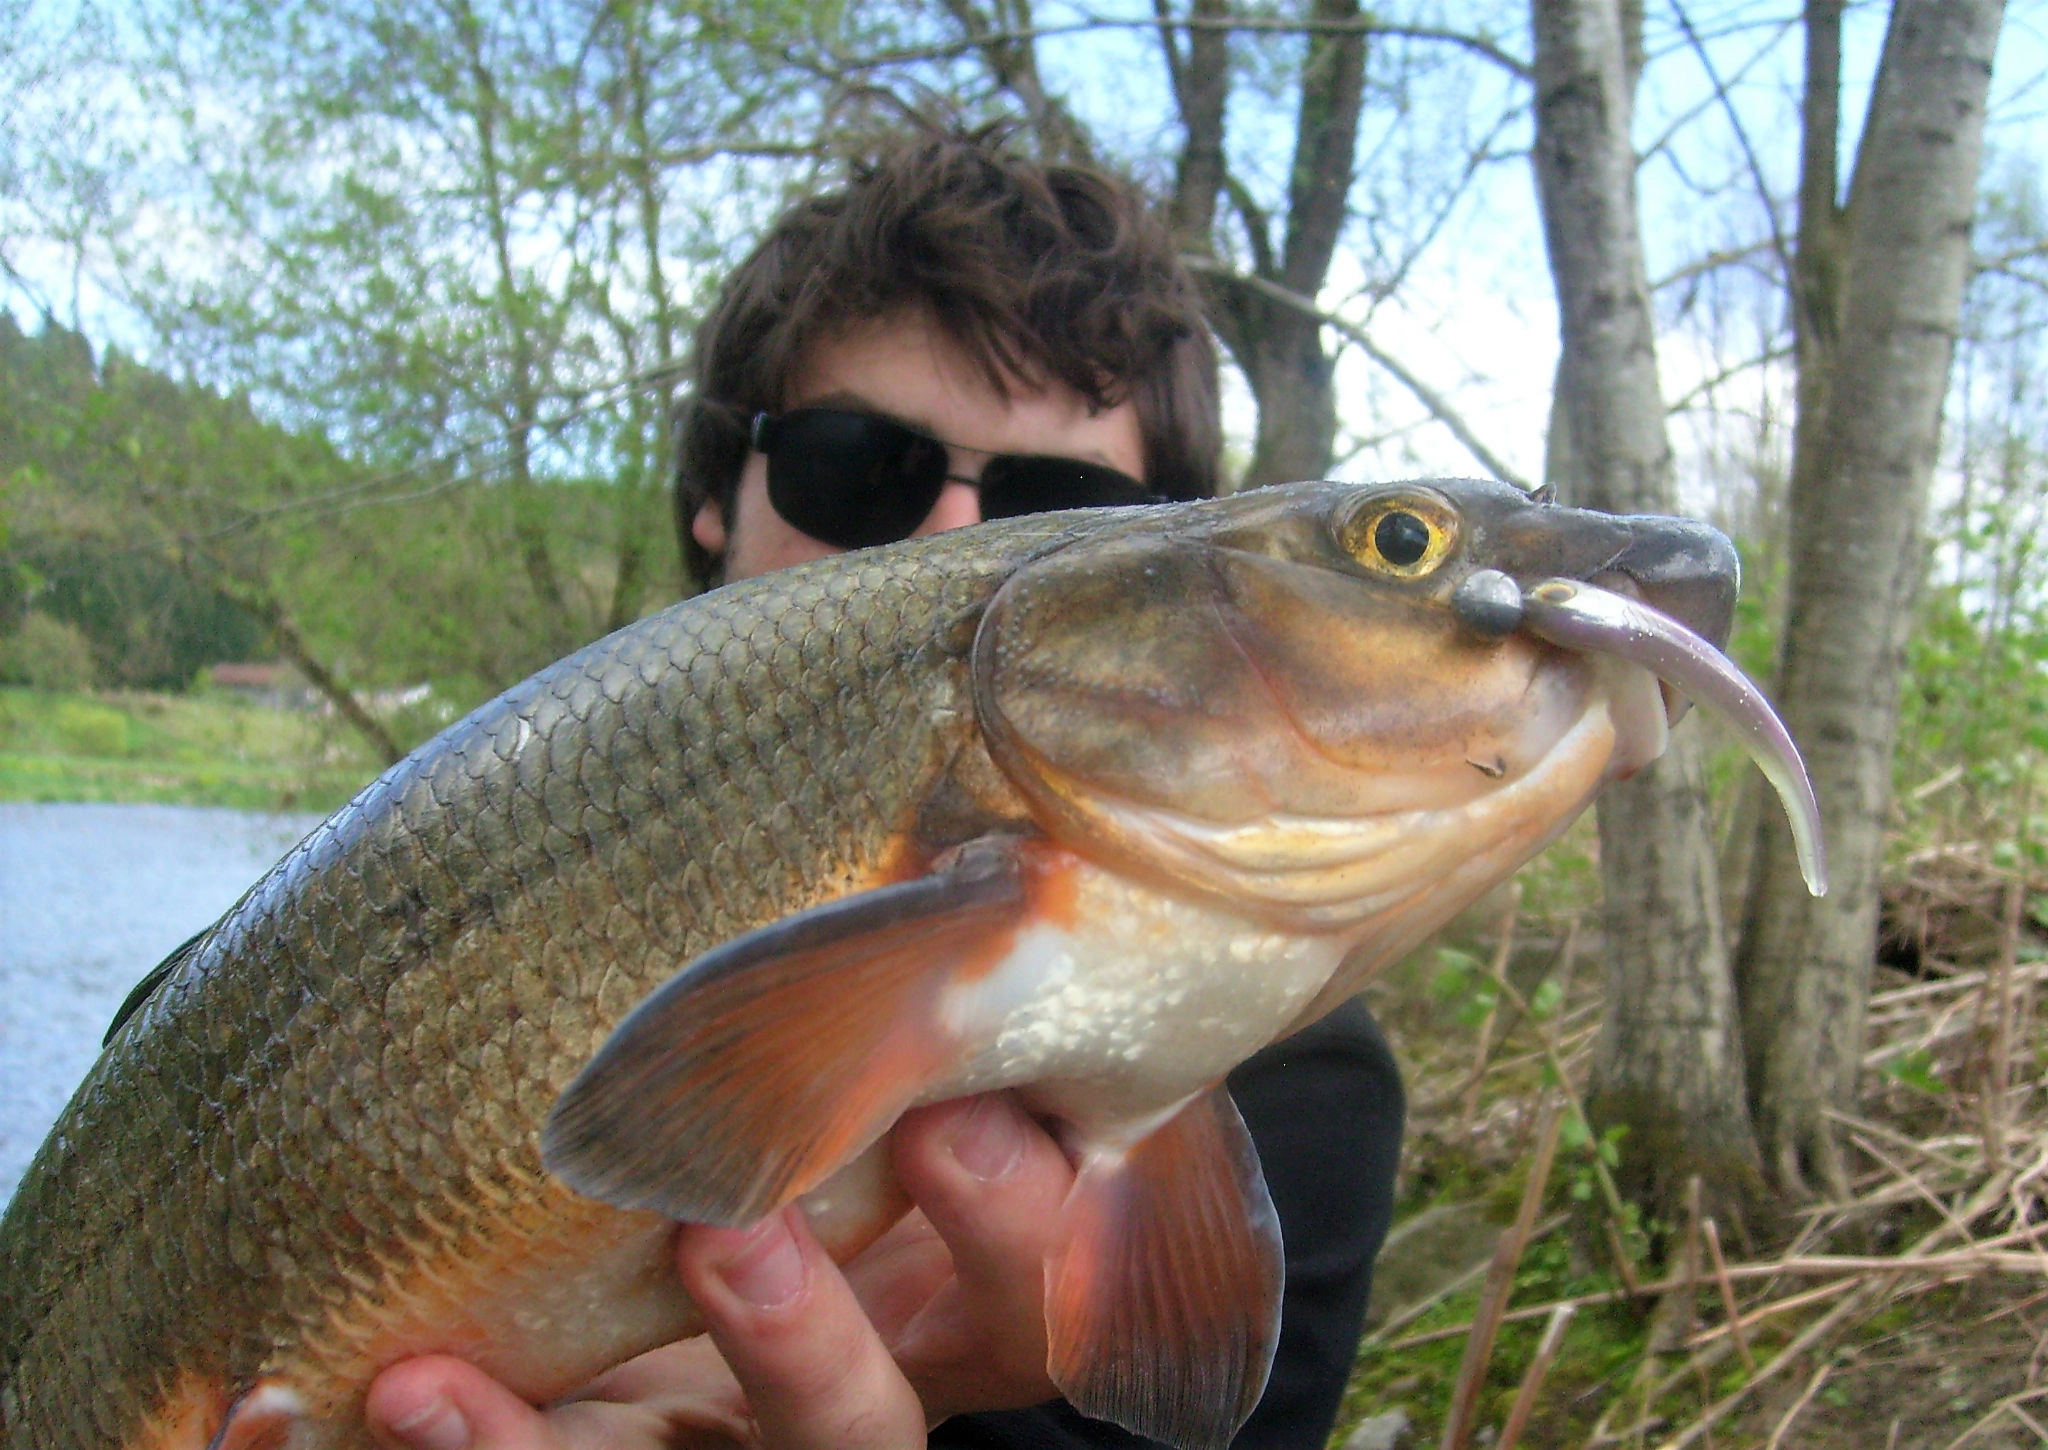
xmin=896 ymin=1094 xmax=1072 ymax=1308
xmin=886 ymin=1094 xmax=1073 ymax=1416
xmin=675 ymin=1206 xmax=926 ymax=1450
xmin=367 ymin=1354 xmax=739 ymax=1450
xmin=837 ymin=1209 xmax=955 ymax=1339
xmin=367 ymin=1357 xmax=562 ymax=1450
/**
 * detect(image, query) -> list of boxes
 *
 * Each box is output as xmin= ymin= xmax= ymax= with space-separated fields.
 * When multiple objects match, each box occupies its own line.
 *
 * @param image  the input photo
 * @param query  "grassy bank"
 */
xmin=0 ymin=686 xmax=385 ymax=813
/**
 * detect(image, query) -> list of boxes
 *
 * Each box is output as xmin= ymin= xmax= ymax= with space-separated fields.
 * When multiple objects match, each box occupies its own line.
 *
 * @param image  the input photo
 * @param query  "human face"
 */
xmin=692 ymin=310 xmax=1147 ymax=584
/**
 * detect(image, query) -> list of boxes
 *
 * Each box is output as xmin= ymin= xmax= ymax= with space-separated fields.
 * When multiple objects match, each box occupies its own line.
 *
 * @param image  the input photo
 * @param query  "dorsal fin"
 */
xmin=104 ymin=927 xmax=211 ymax=1046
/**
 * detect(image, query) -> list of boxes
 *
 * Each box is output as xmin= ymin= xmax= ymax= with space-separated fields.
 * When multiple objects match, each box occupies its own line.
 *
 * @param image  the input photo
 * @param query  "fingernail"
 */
xmin=385 ymin=1396 xmax=469 ymax=1450
xmin=949 ymin=1095 xmax=1025 ymax=1181
xmin=713 ymin=1210 xmax=806 ymax=1310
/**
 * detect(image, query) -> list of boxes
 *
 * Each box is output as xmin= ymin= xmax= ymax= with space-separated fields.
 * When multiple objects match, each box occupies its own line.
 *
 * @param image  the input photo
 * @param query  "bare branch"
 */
xmin=1219 ymin=171 xmax=1277 ymax=279
xmin=1668 ymin=2 xmax=1796 ymax=289
xmin=643 ymin=140 xmax=830 ymax=166
xmin=1163 ymin=0 xmax=1230 ymax=243
xmin=811 ymin=16 xmax=1530 ymax=82
xmin=1340 ymin=338 xmax=1531 ymax=491
xmin=937 ymin=0 xmax=1095 ymax=161
xmin=1182 ymin=256 xmax=1531 ymax=489
xmin=1664 ymin=344 xmax=1794 ymax=415
xmin=1279 ymin=0 xmax=1366 ymax=296
xmin=1651 ymin=240 xmax=1778 ymax=294
xmin=1635 ymin=13 xmax=1798 ymax=172
xmin=1150 ymin=0 xmax=1188 ymax=111
xmin=1359 ymin=105 xmax=1523 ymax=311
xmin=1973 ymin=237 xmax=2048 ymax=277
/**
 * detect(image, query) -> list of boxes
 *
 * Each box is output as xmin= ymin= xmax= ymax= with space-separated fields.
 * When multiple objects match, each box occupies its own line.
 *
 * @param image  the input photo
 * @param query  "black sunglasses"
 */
xmin=750 ymin=407 xmax=1160 ymax=551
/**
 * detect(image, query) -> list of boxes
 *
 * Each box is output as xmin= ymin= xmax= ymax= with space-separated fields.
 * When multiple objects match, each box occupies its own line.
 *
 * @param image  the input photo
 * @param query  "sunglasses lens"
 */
xmin=764 ymin=410 xmax=947 ymax=550
xmin=978 ymin=456 xmax=1157 ymax=520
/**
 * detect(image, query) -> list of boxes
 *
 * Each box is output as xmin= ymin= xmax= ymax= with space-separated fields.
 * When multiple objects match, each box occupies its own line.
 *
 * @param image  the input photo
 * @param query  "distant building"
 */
xmin=206 ymin=662 xmax=437 ymax=720
xmin=205 ymin=662 xmax=320 ymax=712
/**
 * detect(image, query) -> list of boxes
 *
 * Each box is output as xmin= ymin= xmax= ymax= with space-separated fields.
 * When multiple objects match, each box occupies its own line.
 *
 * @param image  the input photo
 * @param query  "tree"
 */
xmin=1166 ymin=0 xmax=1367 ymax=487
xmin=1529 ymin=0 xmax=1761 ymax=1230
xmin=924 ymin=0 xmax=1534 ymax=489
xmin=1736 ymin=0 xmax=2007 ymax=1198
xmin=127 ymin=0 xmax=829 ymax=642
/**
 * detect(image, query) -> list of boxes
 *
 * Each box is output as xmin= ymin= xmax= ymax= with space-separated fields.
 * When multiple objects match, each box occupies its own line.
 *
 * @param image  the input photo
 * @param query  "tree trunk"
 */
xmin=1185 ymin=0 xmax=1365 ymax=486
xmin=1736 ymin=0 xmax=2004 ymax=1199
xmin=454 ymin=3 xmax=570 ymax=644
xmin=608 ymin=1 xmax=676 ymax=628
xmin=1530 ymin=0 xmax=1762 ymax=1229
xmin=1163 ymin=0 xmax=1230 ymax=247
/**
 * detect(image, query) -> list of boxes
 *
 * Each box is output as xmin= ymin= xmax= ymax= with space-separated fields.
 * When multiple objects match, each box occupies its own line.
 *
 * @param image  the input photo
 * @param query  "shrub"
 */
xmin=0 ymin=612 xmax=99 ymax=691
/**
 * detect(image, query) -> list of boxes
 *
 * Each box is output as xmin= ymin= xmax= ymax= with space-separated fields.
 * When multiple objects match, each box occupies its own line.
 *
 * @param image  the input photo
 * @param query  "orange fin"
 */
xmin=206 ymin=1381 xmax=302 ymax=1450
xmin=543 ymin=836 xmax=1028 ymax=1225
xmin=1045 ymin=1087 xmax=1283 ymax=1450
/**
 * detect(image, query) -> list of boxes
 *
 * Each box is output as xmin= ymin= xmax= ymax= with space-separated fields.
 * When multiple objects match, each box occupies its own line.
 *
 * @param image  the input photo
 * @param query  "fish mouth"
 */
xmin=1451 ymin=567 xmax=1827 ymax=897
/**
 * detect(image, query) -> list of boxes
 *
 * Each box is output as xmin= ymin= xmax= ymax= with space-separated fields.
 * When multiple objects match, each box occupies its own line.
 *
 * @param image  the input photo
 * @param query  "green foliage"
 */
xmin=1896 ymin=153 xmax=2048 ymax=844
xmin=4 ymin=537 xmax=265 ymax=689
xmin=1877 ymin=1047 xmax=1948 ymax=1098
xmin=0 ymin=610 xmax=96 ymax=689
xmin=1338 ymin=1216 xmax=1655 ymax=1448
xmin=1898 ymin=586 xmax=2048 ymax=824
xmin=0 ymin=315 xmax=281 ymax=684
xmin=0 ymin=316 xmax=662 ymax=727
xmin=1429 ymin=945 xmax=1498 ymax=1030
xmin=1511 ymin=814 xmax=1602 ymax=920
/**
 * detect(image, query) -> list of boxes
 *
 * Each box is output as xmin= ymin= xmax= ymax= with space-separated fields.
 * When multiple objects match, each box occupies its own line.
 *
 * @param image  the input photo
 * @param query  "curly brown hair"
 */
xmin=673 ymin=126 xmax=1222 ymax=586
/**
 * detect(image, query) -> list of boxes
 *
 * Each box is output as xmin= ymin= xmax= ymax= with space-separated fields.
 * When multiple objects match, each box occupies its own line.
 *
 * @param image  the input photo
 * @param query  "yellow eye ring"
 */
xmin=1339 ymin=496 xmax=1457 ymax=578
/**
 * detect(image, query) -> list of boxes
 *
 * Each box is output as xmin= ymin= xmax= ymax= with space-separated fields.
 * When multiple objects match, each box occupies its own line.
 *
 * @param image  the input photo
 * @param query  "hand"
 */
xmin=366 ymin=1092 xmax=1074 ymax=1450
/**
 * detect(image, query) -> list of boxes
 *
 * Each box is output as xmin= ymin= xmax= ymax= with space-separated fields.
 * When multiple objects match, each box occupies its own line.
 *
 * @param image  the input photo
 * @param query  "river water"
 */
xmin=0 ymin=802 xmax=322 ymax=1207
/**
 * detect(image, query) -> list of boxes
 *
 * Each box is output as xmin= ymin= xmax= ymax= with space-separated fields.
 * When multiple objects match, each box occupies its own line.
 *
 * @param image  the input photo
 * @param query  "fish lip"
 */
xmin=1596 ymin=518 xmax=1740 ymax=652
xmin=1480 ymin=499 xmax=1737 ymax=651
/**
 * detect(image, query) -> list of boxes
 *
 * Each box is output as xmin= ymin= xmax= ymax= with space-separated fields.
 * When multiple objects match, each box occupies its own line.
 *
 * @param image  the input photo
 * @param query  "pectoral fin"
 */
xmin=207 ymin=1381 xmax=302 ymax=1450
xmin=1045 ymin=1086 xmax=1283 ymax=1450
xmin=542 ymin=837 xmax=1029 ymax=1226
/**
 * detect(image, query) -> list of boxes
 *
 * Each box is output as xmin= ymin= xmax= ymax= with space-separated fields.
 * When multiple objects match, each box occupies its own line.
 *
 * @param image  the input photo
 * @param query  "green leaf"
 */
xmin=1880 ymin=1048 xmax=1946 ymax=1097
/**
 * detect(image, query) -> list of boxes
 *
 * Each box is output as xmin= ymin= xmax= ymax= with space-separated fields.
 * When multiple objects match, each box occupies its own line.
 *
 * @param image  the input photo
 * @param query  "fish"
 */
xmin=0 ymin=477 xmax=1824 ymax=1450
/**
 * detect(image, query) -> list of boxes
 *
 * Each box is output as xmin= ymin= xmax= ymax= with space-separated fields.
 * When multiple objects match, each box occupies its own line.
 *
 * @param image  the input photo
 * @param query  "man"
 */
xmin=368 ymin=128 xmax=1403 ymax=1450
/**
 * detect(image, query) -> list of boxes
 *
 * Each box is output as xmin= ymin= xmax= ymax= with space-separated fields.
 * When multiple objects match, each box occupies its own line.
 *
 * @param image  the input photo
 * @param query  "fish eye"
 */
xmin=1376 ymin=511 xmax=1431 ymax=566
xmin=1339 ymin=495 xmax=1457 ymax=578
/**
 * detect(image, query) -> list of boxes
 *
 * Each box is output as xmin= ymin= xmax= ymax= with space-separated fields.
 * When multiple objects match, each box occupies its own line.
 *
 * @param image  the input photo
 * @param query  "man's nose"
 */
xmin=915 ymin=478 xmax=984 ymax=535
